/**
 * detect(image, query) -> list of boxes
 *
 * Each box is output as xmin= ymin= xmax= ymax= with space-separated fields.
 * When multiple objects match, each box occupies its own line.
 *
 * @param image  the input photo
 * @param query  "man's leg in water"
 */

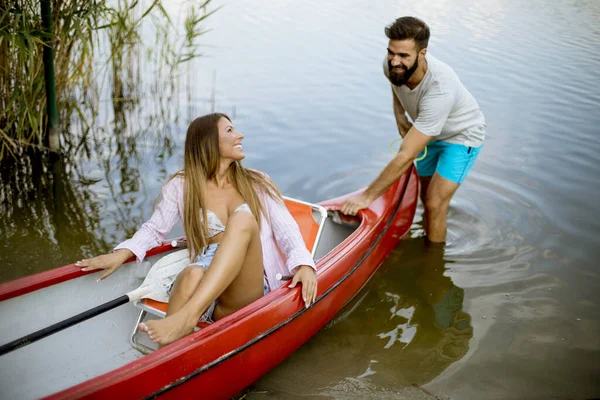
xmin=419 ymin=176 xmax=432 ymax=233
xmin=422 ymin=141 xmax=482 ymax=244
xmin=423 ymin=172 xmax=459 ymax=243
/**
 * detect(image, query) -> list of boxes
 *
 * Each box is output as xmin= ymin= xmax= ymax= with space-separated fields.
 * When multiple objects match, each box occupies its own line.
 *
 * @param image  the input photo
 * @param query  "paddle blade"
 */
xmin=126 ymin=249 xmax=191 ymax=303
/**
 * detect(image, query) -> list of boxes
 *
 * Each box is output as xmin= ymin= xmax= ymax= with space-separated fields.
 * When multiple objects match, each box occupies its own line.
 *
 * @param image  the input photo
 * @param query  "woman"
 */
xmin=76 ymin=113 xmax=317 ymax=346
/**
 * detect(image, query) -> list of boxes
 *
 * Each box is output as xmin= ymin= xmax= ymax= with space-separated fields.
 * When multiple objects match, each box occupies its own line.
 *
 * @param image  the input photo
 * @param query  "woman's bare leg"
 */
xmin=166 ymin=266 xmax=205 ymax=316
xmin=139 ymin=211 xmax=263 ymax=345
xmin=211 ymin=214 xmax=264 ymax=320
xmin=145 ymin=266 xmax=205 ymax=347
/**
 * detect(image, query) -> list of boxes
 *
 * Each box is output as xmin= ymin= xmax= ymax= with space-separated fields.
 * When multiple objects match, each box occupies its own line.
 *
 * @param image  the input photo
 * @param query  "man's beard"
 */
xmin=388 ymin=57 xmax=419 ymax=86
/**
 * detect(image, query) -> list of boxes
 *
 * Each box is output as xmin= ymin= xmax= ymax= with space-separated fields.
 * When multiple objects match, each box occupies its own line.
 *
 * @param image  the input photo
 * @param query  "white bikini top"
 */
xmin=203 ymin=203 xmax=252 ymax=238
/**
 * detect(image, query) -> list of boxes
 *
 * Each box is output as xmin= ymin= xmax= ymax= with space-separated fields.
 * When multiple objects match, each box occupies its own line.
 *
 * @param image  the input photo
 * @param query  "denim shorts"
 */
xmin=170 ymin=243 xmax=269 ymax=323
xmin=415 ymin=141 xmax=482 ymax=184
xmin=190 ymin=243 xmax=221 ymax=269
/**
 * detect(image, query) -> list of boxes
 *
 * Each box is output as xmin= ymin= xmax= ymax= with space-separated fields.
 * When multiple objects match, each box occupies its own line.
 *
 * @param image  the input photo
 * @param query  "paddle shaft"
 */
xmin=0 ymin=294 xmax=129 ymax=357
xmin=0 ymin=245 xmax=190 ymax=357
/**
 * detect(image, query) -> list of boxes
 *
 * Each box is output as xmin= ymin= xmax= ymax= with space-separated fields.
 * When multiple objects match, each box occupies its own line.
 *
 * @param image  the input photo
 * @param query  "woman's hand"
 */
xmin=75 ymin=249 xmax=133 ymax=281
xmin=288 ymin=265 xmax=317 ymax=308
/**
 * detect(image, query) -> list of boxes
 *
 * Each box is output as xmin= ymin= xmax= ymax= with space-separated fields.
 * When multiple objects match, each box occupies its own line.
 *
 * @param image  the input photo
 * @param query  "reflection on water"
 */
xmin=0 ymin=151 xmax=106 ymax=281
xmin=0 ymin=52 xmax=179 ymax=278
xmin=346 ymin=241 xmax=472 ymax=387
xmin=242 ymin=239 xmax=472 ymax=397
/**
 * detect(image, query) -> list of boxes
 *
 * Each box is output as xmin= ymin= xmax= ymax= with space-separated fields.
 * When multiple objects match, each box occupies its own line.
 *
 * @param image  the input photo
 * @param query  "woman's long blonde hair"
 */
xmin=178 ymin=113 xmax=281 ymax=261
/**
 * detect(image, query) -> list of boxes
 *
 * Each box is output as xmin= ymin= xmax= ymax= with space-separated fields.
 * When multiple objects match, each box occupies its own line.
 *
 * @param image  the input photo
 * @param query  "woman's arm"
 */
xmin=261 ymin=189 xmax=318 ymax=306
xmin=76 ymin=177 xmax=183 ymax=280
xmin=262 ymin=192 xmax=316 ymax=274
xmin=114 ymin=177 xmax=183 ymax=262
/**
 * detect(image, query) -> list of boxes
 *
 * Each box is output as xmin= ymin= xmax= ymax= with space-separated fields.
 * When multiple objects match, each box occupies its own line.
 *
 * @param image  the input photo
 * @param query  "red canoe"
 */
xmin=0 ymin=167 xmax=418 ymax=399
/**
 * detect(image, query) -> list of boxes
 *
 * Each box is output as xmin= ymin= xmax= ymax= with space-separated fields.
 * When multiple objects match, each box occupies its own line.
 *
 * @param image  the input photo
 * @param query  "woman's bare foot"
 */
xmin=138 ymin=311 xmax=198 ymax=345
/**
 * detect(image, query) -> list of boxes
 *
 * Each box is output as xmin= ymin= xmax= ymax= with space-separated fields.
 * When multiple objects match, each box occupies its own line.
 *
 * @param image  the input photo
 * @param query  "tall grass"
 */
xmin=0 ymin=0 xmax=215 ymax=161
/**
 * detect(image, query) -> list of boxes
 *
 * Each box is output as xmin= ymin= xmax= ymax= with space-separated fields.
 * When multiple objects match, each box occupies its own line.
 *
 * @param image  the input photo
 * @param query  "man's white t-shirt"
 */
xmin=383 ymin=54 xmax=486 ymax=148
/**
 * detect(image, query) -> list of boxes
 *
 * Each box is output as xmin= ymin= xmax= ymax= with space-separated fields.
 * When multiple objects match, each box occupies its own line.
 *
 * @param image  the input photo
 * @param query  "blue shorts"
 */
xmin=415 ymin=141 xmax=482 ymax=184
xmin=170 ymin=243 xmax=269 ymax=323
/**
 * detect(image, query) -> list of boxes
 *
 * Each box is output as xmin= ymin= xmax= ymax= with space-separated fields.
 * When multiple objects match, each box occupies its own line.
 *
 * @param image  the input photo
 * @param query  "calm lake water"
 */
xmin=2 ymin=0 xmax=600 ymax=399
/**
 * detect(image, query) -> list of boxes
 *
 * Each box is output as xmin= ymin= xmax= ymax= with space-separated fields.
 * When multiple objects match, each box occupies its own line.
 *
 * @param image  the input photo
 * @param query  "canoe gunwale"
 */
xmin=0 ymin=244 xmax=180 ymax=302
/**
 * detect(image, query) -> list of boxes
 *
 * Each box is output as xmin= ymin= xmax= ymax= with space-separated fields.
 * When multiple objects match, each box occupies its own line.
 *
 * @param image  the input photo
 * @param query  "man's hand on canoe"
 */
xmin=76 ymin=248 xmax=133 ymax=281
xmin=341 ymin=194 xmax=373 ymax=216
xmin=288 ymin=265 xmax=317 ymax=308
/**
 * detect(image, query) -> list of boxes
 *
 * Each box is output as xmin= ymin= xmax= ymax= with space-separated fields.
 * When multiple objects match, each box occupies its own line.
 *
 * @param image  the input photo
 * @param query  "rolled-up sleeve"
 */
xmin=262 ymin=193 xmax=316 ymax=274
xmin=114 ymin=177 xmax=182 ymax=263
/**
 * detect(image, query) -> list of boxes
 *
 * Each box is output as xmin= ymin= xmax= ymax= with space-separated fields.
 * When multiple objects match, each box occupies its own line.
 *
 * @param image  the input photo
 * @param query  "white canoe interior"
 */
xmin=0 ymin=212 xmax=357 ymax=400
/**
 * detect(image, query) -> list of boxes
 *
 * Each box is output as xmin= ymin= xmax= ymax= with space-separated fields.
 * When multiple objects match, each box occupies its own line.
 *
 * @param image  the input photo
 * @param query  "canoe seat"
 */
xmin=130 ymin=196 xmax=328 ymax=354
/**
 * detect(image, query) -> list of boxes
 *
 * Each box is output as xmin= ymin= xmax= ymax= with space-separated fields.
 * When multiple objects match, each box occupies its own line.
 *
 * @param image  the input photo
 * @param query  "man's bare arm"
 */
xmin=393 ymin=88 xmax=412 ymax=138
xmin=341 ymin=126 xmax=430 ymax=216
xmin=363 ymin=126 xmax=429 ymax=200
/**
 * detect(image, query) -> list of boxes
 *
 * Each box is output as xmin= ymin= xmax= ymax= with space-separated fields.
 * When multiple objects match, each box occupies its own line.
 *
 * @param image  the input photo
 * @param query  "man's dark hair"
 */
xmin=385 ymin=17 xmax=430 ymax=51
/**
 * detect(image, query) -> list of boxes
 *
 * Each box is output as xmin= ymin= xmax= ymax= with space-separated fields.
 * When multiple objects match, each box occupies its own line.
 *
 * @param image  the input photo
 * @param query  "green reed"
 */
xmin=0 ymin=0 xmax=216 ymax=277
xmin=0 ymin=0 xmax=214 ymax=161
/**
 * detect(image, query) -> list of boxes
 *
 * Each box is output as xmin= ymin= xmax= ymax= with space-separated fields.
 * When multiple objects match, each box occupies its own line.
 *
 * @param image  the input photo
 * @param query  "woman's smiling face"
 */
xmin=218 ymin=117 xmax=245 ymax=162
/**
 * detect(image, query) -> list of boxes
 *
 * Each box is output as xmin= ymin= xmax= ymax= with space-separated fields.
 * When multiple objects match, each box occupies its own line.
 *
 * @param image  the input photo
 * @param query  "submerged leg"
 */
xmin=419 ymin=176 xmax=432 ymax=233
xmin=139 ymin=211 xmax=264 ymax=345
xmin=423 ymin=172 xmax=459 ymax=243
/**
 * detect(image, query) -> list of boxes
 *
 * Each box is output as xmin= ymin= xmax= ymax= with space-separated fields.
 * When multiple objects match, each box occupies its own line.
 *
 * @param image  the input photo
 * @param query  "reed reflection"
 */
xmin=0 ymin=149 xmax=107 ymax=282
xmin=0 ymin=1 xmax=216 ymax=283
xmin=0 ymin=86 xmax=181 ymax=284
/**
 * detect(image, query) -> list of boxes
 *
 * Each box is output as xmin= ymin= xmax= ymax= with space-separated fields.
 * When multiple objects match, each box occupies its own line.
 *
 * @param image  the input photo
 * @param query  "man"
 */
xmin=341 ymin=16 xmax=486 ymax=244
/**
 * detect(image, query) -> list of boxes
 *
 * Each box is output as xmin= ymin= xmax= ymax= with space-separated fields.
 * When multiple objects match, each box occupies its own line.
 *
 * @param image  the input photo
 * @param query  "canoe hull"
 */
xmin=2 ymin=167 xmax=418 ymax=400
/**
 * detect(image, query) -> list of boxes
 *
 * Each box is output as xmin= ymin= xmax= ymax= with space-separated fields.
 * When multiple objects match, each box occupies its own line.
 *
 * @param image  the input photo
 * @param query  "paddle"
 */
xmin=0 ymin=247 xmax=191 ymax=357
xmin=276 ymin=273 xmax=294 ymax=281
